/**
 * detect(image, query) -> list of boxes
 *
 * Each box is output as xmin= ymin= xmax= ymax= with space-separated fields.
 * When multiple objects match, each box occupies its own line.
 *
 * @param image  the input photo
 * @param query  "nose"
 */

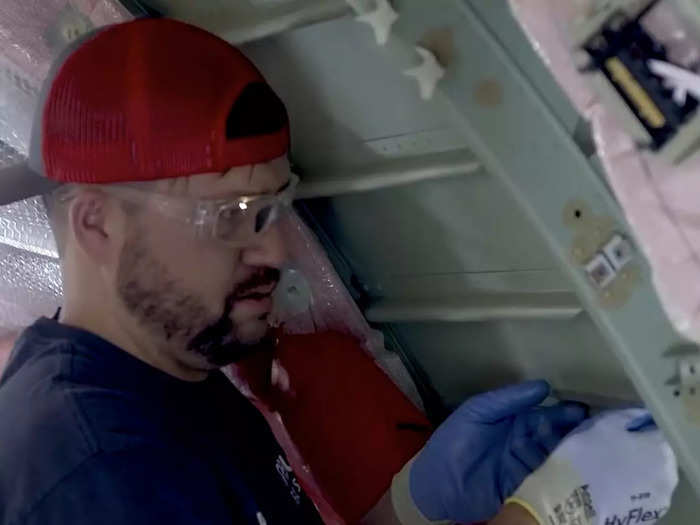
xmin=241 ymin=213 xmax=288 ymax=270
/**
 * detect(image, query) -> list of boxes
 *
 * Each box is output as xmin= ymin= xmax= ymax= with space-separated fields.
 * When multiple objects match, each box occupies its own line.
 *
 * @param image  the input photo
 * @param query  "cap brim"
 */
xmin=0 ymin=162 xmax=61 ymax=206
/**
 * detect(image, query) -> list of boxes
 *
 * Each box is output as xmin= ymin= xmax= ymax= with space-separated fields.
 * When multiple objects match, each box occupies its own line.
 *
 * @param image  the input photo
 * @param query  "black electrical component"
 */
xmin=584 ymin=9 xmax=699 ymax=149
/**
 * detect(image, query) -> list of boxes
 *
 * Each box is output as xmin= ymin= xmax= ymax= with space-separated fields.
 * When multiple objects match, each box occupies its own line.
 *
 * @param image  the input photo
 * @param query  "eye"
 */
xmin=255 ymin=206 xmax=274 ymax=233
xmin=220 ymin=206 xmax=241 ymax=221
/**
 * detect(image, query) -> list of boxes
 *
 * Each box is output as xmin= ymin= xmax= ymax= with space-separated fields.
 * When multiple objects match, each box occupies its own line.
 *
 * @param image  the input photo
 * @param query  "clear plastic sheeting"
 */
xmin=511 ymin=0 xmax=700 ymax=344
xmin=269 ymin=210 xmax=424 ymax=411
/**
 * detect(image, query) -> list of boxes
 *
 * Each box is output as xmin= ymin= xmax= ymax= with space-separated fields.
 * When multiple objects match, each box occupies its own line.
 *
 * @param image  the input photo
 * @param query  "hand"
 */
xmin=508 ymin=409 xmax=678 ymax=525
xmin=393 ymin=380 xmax=587 ymax=524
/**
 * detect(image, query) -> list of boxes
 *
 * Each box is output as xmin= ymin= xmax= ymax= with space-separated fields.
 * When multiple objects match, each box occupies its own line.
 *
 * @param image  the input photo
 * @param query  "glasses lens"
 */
xmin=215 ymin=204 xmax=248 ymax=242
xmin=255 ymin=205 xmax=278 ymax=233
xmin=215 ymin=200 xmax=282 ymax=243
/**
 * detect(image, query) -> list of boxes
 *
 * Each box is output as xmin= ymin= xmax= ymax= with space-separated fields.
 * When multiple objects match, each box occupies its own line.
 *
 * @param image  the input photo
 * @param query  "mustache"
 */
xmin=233 ymin=267 xmax=281 ymax=299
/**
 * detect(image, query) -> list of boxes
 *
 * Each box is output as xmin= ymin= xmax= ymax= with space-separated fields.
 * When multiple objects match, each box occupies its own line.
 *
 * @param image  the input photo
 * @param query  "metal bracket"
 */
xmin=354 ymin=0 xmax=399 ymax=46
xmin=665 ymin=343 xmax=700 ymax=423
xmin=403 ymin=46 xmax=446 ymax=100
xmin=564 ymin=201 xmax=641 ymax=308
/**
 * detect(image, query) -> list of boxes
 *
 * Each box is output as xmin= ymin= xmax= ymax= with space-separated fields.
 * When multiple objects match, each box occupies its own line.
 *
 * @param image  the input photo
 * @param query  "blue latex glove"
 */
xmin=409 ymin=380 xmax=588 ymax=524
xmin=626 ymin=412 xmax=656 ymax=432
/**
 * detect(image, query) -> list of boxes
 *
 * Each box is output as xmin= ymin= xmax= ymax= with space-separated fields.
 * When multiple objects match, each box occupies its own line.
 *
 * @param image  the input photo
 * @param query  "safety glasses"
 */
xmin=105 ymin=173 xmax=299 ymax=246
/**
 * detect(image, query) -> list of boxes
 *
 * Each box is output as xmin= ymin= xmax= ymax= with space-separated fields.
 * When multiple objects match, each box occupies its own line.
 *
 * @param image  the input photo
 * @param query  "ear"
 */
xmin=68 ymin=189 xmax=125 ymax=265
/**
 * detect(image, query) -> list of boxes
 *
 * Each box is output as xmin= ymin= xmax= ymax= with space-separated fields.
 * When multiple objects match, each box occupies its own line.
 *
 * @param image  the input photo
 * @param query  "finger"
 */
xmin=511 ymin=432 xmax=549 ymax=472
xmin=499 ymin=457 xmax=531 ymax=501
xmin=535 ymin=422 xmax=571 ymax=454
xmin=463 ymin=380 xmax=551 ymax=423
xmin=626 ymin=412 xmax=657 ymax=432
xmin=542 ymin=402 xmax=589 ymax=429
xmin=526 ymin=403 xmax=588 ymax=435
xmin=511 ymin=413 xmax=552 ymax=468
xmin=523 ymin=411 xmax=561 ymax=453
xmin=514 ymin=405 xmax=583 ymax=453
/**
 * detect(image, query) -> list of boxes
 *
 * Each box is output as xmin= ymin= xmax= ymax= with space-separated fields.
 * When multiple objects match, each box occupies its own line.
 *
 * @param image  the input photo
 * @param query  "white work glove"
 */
xmin=507 ymin=409 xmax=678 ymax=525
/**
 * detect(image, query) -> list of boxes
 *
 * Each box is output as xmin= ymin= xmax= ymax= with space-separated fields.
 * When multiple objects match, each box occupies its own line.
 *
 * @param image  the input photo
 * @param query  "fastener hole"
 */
xmin=574 ymin=210 xmax=582 ymax=219
xmin=674 ymin=390 xmax=681 ymax=397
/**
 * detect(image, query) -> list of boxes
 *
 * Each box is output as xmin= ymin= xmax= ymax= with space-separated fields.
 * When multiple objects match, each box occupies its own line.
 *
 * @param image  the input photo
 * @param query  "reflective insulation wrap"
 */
xmin=0 ymin=1 xmax=132 ymax=153
xmin=0 ymin=140 xmax=61 ymax=334
xmin=0 ymin=244 xmax=62 ymax=336
xmin=511 ymin=0 xmax=700 ymax=343
xmin=0 ymin=195 xmax=59 ymax=259
xmin=0 ymin=1 xmax=131 ymax=334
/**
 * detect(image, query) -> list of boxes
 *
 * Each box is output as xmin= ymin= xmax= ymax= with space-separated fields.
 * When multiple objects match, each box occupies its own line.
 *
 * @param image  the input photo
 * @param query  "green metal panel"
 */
xmin=243 ymin=20 xmax=457 ymax=174
xmin=137 ymin=0 xmax=350 ymax=43
xmin=463 ymin=0 xmax=584 ymax=137
xmin=392 ymin=315 xmax=638 ymax=408
xmin=232 ymin=0 xmax=700 ymax=515
xmin=376 ymin=0 xmax=700 ymax=500
xmin=306 ymin=173 xmax=561 ymax=293
xmin=259 ymin=1 xmax=700 ymax=515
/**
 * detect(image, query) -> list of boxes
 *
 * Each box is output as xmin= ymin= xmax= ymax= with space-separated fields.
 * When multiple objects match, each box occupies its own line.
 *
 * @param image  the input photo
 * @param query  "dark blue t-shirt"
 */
xmin=0 ymin=318 xmax=323 ymax=525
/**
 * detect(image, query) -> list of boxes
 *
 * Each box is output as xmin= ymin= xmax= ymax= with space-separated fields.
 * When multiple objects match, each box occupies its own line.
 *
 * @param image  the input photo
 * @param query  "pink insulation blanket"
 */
xmin=511 ymin=0 xmax=700 ymax=343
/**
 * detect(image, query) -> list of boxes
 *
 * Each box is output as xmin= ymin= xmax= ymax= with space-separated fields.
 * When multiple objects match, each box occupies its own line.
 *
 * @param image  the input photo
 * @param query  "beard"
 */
xmin=116 ymin=231 xmax=280 ymax=367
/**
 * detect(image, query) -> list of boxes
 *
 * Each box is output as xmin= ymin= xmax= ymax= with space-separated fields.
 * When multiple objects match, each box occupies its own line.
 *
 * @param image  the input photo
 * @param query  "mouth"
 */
xmin=237 ymin=290 xmax=274 ymax=301
xmin=227 ymin=268 xmax=280 ymax=326
xmin=233 ymin=268 xmax=281 ymax=299
xmin=233 ymin=293 xmax=274 ymax=320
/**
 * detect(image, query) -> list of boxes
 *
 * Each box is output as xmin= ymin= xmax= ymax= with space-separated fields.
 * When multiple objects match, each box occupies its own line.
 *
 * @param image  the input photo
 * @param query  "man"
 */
xmin=0 ymin=18 xmax=677 ymax=525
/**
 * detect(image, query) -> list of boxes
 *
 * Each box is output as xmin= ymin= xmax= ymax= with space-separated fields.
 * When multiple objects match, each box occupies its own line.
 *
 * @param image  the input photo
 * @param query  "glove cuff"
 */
xmin=503 ymin=498 xmax=545 ymax=525
xmin=390 ymin=456 xmax=452 ymax=525
xmin=507 ymin=458 xmax=591 ymax=525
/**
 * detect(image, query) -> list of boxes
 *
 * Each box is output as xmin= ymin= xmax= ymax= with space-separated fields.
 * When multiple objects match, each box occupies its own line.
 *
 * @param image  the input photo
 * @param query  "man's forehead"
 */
xmin=157 ymin=156 xmax=291 ymax=198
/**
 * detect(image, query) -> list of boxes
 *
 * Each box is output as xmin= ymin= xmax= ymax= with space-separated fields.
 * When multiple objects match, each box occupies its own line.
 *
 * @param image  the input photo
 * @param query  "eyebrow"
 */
xmin=273 ymin=178 xmax=291 ymax=195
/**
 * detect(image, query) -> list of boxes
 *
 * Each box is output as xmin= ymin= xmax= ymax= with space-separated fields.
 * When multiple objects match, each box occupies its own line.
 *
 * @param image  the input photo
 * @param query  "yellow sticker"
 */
xmin=605 ymin=57 xmax=666 ymax=129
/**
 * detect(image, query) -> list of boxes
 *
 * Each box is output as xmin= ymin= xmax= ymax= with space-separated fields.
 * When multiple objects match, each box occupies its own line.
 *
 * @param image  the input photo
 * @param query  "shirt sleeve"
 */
xmin=17 ymin=446 xmax=238 ymax=525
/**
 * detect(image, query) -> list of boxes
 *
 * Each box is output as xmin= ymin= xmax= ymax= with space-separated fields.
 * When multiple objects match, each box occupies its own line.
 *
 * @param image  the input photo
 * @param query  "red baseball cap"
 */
xmin=0 ymin=18 xmax=290 ymax=205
